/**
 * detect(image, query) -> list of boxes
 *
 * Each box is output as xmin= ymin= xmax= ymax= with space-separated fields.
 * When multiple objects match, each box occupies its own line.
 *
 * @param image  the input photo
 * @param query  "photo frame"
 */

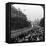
xmin=6 ymin=2 xmax=45 ymax=44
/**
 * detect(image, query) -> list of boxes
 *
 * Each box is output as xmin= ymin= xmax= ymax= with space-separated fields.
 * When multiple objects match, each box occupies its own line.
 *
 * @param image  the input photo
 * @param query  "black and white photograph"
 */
xmin=6 ymin=2 xmax=45 ymax=43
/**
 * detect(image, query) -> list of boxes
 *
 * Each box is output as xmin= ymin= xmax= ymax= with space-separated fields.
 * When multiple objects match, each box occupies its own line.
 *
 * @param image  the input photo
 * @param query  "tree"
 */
xmin=39 ymin=17 xmax=44 ymax=27
xmin=11 ymin=6 xmax=31 ymax=30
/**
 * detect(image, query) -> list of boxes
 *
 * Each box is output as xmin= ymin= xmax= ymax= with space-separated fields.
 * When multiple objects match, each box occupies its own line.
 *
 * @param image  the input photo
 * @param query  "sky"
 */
xmin=12 ymin=4 xmax=43 ymax=21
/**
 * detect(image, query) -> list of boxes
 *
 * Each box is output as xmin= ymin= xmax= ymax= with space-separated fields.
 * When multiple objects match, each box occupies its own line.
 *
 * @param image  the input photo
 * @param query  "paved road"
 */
xmin=11 ymin=26 xmax=33 ymax=38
